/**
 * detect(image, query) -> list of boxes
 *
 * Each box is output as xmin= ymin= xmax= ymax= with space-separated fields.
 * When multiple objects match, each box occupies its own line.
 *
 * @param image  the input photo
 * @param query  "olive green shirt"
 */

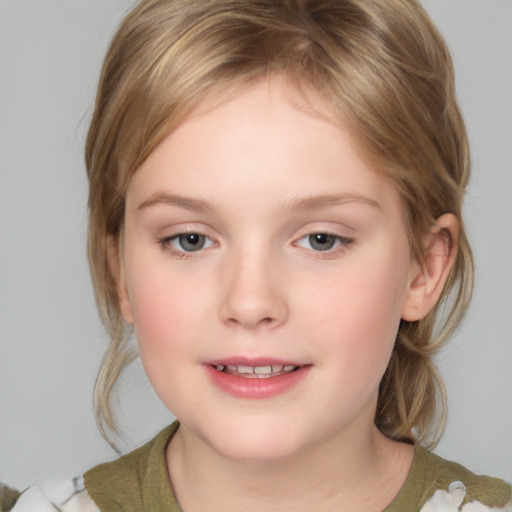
xmin=84 ymin=422 xmax=511 ymax=511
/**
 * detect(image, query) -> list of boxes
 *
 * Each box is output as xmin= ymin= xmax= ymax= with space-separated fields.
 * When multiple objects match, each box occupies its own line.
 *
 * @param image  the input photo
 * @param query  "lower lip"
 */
xmin=204 ymin=364 xmax=311 ymax=399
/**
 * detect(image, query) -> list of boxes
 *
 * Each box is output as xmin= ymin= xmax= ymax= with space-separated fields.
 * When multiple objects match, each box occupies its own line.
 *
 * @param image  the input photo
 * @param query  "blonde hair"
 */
xmin=86 ymin=0 xmax=473 ymax=450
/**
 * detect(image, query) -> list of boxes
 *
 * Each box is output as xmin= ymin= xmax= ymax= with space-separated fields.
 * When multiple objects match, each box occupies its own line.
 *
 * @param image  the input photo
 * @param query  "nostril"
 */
xmin=225 ymin=315 xmax=276 ymax=328
xmin=226 ymin=317 xmax=238 ymax=326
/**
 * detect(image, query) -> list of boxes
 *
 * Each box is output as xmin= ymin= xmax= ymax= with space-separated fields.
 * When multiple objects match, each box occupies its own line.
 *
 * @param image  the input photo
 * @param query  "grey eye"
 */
xmin=296 ymin=232 xmax=353 ymax=253
xmin=308 ymin=233 xmax=337 ymax=251
xmin=175 ymin=233 xmax=207 ymax=252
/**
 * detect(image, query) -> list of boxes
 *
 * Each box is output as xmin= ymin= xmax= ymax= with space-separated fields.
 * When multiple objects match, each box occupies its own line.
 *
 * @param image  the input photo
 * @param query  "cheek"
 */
xmin=124 ymin=256 xmax=221 ymax=384
xmin=305 ymin=250 xmax=409 ymax=369
xmin=124 ymin=257 xmax=197 ymax=355
xmin=125 ymin=271 xmax=200 ymax=405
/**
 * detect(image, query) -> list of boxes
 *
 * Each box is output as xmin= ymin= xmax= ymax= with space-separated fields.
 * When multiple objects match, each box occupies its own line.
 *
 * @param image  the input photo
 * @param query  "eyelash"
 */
xmin=158 ymin=231 xmax=354 ymax=259
xmin=158 ymin=232 xmax=216 ymax=259
xmin=294 ymin=232 xmax=354 ymax=258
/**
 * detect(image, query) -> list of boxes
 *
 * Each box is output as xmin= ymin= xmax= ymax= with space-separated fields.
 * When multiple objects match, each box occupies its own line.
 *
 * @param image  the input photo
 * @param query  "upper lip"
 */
xmin=204 ymin=356 xmax=305 ymax=367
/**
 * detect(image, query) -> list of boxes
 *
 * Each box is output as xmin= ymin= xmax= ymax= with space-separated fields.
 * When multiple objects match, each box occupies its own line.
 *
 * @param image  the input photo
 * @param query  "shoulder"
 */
xmin=3 ymin=423 xmax=179 ymax=512
xmin=412 ymin=446 xmax=511 ymax=511
xmin=83 ymin=422 xmax=179 ymax=511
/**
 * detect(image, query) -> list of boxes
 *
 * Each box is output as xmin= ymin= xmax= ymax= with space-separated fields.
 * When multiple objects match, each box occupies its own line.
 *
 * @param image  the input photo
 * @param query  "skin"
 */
xmin=112 ymin=79 xmax=457 ymax=511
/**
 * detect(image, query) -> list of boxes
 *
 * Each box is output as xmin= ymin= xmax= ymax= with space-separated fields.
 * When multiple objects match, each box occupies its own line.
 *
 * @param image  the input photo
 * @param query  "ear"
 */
xmin=106 ymin=235 xmax=134 ymax=324
xmin=401 ymin=213 xmax=458 ymax=322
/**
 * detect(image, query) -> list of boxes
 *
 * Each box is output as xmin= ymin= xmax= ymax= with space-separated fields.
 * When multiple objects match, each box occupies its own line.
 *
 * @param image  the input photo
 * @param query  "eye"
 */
xmin=296 ymin=232 xmax=353 ymax=252
xmin=167 ymin=232 xmax=215 ymax=252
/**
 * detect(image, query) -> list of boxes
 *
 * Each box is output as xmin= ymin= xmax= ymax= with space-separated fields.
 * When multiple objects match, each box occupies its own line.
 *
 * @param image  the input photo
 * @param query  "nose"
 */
xmin=218 ymin=249 xmax=288 ymax=330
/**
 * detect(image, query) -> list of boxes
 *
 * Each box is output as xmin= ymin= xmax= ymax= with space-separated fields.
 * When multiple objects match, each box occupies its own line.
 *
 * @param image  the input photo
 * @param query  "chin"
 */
xmin=215 ymin=439 xmax=302 ymax=464
xmin=201 ymin=419 xmax=313 ymax=464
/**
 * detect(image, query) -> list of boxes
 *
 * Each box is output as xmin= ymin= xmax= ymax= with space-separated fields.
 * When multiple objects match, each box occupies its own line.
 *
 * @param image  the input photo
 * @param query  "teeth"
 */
xmin=237 ymin=365 xmax=254 ymax=374
xmin=214 ymin=364 xmax=298 ymax=377
xmin=254 ymin=366 xmax=272 ymax=374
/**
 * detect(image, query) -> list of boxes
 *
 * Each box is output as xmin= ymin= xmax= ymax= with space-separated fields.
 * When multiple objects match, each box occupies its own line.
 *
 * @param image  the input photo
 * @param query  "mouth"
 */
xmin=204 ymin=358 xmax=310 ymax=399
xmin=211 ymin=364 xmax=300 ymax=379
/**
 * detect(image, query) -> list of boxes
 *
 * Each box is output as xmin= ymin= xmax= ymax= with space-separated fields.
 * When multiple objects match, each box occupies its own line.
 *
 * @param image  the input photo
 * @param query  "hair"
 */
xmin=85 ymin=0 xmax=473 ymax=451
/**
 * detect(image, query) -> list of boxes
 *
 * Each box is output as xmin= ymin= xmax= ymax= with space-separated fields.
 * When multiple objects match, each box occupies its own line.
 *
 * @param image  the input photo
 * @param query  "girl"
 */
xmin=3 ymin=0 xmax=510 ymax=510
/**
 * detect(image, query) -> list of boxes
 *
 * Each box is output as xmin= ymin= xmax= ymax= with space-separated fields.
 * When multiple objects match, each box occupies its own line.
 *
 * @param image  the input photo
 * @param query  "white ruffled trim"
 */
xmin=420 ymin=481 xmax=511 ymax=512
xmin=11 ymin=475 xmax=99 ymax=512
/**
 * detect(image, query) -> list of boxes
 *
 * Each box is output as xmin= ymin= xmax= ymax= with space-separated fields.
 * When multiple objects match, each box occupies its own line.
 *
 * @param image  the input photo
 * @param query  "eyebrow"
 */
xmin=282 ymin=194 xmax=381 ymax=213
xmin=137 ymin=192 xmax=381 ymax=214
xmin=137 ymin=192 xmax=215 ymax=212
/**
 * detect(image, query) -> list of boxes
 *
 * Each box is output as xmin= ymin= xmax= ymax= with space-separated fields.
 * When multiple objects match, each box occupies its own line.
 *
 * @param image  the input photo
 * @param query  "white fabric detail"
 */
xmin=420 ymin=481 xmax=511 ymax=512
xmin=12 ymin=475 xmax=99 ymax=512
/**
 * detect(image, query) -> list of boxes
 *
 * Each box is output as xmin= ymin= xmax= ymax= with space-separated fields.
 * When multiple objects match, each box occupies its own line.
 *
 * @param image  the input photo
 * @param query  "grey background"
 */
xmin=1 ymin=0 xmax=511 ymax=489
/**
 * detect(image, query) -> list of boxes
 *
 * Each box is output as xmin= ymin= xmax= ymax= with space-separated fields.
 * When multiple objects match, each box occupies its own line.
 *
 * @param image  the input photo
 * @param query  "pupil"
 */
xmin=309 ymin=233 xmax=335 ymax=251
xmin=179 ymin=233 xmax=204 ymax=251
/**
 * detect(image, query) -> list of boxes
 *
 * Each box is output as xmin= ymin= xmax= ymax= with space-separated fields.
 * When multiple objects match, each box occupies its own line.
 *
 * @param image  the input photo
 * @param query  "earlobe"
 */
xmin=106 ymin=235 xmax=134 ymax=324
xmin=401 ymin=214 xmax=458 ymax=322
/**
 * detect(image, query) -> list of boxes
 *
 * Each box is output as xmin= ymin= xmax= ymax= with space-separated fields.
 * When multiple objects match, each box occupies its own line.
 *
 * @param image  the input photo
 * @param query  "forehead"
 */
xmin=125 ymin=79 xmax=402 ymax=219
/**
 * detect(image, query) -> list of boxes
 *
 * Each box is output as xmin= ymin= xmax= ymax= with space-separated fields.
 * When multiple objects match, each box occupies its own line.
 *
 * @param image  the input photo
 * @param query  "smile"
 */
xmin=204 ymin=359 xmax=310 ymax=399
xmin=213 ymin=364 xmax=299 ymax=379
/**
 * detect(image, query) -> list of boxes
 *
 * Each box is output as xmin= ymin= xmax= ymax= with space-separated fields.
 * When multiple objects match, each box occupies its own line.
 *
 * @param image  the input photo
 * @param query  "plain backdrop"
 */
xmin=1 ymin=0 xmax=511 ymax=490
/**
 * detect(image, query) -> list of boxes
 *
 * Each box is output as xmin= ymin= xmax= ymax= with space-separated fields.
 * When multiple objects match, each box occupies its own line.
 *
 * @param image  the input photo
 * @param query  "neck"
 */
xmin=166 ymin=422 xmax=413 ymax=512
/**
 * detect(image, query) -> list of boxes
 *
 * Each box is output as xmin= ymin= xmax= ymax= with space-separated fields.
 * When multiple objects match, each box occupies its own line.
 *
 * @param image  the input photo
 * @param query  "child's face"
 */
xmin=118 ymin=79 xmax=418 ymax=462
